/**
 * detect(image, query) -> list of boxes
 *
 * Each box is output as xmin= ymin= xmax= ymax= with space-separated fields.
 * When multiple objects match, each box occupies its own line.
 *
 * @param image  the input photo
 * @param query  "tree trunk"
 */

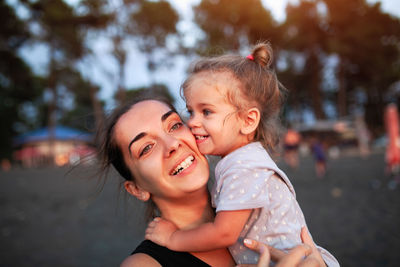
xmin=309 ymin=51 xmax=325 ymax=120
xmin=337 ymin=58 xmax=347 ymax=117
xmin=89 ymin=86 xmax=104 ymax=132
xmin=113 ymin=35 xmax=126 ymax=104
xmin=47 ymin=46 xmax=57 ymax=165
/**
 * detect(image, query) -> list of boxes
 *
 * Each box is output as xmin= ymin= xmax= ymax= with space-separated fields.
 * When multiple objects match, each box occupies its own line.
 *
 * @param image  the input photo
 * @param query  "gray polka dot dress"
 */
xmin=212 ymin=142 xmax=339 ymax=266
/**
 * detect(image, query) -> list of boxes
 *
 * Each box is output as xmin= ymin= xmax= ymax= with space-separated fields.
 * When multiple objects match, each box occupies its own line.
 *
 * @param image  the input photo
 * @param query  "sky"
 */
xmin=17 ymin=0 xmax=400 ymax=113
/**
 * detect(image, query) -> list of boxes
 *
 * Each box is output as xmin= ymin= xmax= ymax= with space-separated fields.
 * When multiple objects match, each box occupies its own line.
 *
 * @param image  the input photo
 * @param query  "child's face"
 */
xmin=185 ymin=71 xmax=248 ymax=157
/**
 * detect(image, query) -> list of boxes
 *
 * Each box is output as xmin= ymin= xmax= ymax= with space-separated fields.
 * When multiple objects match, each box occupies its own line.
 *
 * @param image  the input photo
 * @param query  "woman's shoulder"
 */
xmin=120 ymin=253 xmax=161 ymax=267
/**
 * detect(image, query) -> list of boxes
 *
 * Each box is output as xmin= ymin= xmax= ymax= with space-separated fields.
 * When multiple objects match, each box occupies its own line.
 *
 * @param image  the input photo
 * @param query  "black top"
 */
xmin=131 ymin=240 xmax=211 ymax=267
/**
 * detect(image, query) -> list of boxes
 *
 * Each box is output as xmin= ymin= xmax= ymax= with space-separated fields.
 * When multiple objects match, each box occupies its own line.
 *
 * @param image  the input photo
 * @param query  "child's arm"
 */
xmin=145 ymin=209 xmax=252 ymax=252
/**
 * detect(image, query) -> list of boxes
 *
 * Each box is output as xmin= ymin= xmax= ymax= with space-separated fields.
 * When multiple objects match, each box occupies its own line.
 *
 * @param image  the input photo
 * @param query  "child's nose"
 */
xmin=187 ymin=115 xmax=200 ymax=129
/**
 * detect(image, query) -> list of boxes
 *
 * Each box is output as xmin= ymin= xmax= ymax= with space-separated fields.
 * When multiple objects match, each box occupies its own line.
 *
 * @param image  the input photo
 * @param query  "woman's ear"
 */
xmin=240 ymin=107 xmax=261 ymax=135
xmin=124 ymin=181 xmax=150 ymax=201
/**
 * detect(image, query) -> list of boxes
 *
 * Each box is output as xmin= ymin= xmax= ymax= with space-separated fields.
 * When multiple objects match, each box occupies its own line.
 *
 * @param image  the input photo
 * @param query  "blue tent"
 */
xmin=13 ymin=126 xmax=93 ymax=146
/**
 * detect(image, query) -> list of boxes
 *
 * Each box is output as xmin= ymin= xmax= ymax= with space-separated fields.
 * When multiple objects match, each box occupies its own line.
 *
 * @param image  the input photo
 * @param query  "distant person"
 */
xmin=354 ymin=114 xmax=371 ymax=158
xmin=311 ymin=137 xmax=327 ymax=178
xmin=284 ymin=128 xmax=301 ymax=168
xmin=1 ymin=159 xmax=11 ymax=171
xmin=145 ymin=42 xmax=339 ymax=266
xmin=384 ymin=103 xmax=400 ymax=189
xmin=384 ymin=103 xmax=400 ymax=176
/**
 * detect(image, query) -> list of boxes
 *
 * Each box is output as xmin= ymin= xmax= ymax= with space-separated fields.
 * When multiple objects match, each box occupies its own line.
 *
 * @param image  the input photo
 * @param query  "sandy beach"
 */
xmin=0 ymin=150 xmax=399 ymax=266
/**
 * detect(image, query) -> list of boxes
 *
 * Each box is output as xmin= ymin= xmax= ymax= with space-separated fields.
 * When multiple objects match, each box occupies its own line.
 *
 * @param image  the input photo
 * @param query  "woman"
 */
xmin=98 ymin=93 xmax=234 ymax=266
xmin=98 ymin=92 xmax=327 ymax=266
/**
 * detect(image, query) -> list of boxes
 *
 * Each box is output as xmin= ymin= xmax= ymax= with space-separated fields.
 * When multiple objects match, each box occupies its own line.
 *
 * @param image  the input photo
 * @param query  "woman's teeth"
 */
xmin=172 ymin=155 xmax=194 ymax=175
xmin=195 ymin=135 xmax=207 ymax=140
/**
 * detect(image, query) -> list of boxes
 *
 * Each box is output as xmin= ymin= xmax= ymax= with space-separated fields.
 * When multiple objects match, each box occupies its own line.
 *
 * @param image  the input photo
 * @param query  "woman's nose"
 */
xmin=163 ymin=134 xmax=180 ymax=157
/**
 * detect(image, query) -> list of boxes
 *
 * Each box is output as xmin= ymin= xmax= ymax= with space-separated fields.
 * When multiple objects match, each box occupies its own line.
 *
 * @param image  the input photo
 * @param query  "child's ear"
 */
xmin=124 ymin=181 xmax=150 ymax=202
xmin=240 ymin=107 xmax=260 ymax=135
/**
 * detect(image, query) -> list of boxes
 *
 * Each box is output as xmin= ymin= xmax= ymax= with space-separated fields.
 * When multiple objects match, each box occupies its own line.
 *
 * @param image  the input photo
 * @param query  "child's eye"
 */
xmin=186 ymin=109 xmax=193 ymax=117
xmin=139 ymin=144 xmax=153 ymax=157
xmin=203 ymin=109 xmax=211 ymax=116
xmin=170 ymin=122 xmax=183 ymax=131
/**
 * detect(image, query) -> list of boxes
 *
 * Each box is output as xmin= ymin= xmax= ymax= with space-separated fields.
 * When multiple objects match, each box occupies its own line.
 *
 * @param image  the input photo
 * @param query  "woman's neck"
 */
xmin=153 ymin=188 xmax=235 ymax=267
xmin=154 ymin=189 xmax=214 ymax=230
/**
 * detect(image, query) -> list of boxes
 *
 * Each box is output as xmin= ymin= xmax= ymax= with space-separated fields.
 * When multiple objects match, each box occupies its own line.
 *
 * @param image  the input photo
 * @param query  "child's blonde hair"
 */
xmin=181 ymin=42 xmax=286 ymax=152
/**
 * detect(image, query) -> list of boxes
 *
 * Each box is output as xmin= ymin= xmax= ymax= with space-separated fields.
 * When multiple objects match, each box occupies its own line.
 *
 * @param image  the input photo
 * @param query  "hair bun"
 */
xmin=251 ymin=42 xmax=273 ymax=69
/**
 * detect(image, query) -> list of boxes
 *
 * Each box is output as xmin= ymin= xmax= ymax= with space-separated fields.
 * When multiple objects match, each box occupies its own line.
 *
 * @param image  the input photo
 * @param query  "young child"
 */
xmin=145 ymin=42 xmax=339 ymax=266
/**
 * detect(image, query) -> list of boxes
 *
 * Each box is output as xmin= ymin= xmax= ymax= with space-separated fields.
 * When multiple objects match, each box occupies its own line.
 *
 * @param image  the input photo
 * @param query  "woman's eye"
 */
xmin=139 ymin=144 xmax=153 ymax=157
xmin=170 ymin=122 xmax=183 ymax=131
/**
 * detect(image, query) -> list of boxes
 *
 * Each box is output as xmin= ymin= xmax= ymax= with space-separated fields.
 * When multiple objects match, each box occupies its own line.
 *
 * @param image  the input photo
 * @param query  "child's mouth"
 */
xmin=195 ymin=135 xmax=208 ymax=143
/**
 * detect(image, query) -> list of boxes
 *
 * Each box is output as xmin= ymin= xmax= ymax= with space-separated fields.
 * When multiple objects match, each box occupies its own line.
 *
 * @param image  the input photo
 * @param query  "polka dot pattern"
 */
xmin=212 ymin=142 xmax=326 ymax=265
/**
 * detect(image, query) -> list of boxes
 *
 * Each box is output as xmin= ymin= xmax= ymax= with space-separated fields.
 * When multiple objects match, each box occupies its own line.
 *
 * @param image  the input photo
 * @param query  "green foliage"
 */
xmin=29 ymin=0 xmax=85 ymax=59
xmin=194 ymin=0 xmax=277 ymax=53
xmin=131 ymin=0 xmax=179 ymax=47
xmin=0 ymin=2 xmax=45 ymax=158
xmin=0 ymin=1 xmax=30 ymax=49
xmin=2 ymin=0 xmax=400 ymax=161
xmin=322 ymin=0 xmax=400 ymax=129
xmin=130 ymin=0 xmax=180 ymax=71
xmin=0 ymin=54 xmax=44 ymax=158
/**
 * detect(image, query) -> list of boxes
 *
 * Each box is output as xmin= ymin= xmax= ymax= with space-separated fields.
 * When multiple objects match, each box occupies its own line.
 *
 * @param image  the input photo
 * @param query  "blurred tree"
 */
xmin=102 ymin=0 xmax=179 ymax=104
xmin=322 ymin=0 xmax=400 ymax=134
xmin=131 ymin=0 xmax=179 ymax=71
xmin=75 ymin=0 xmax=115 ymax=131
xmin=194 ymin=0 xmax=277 ymax=54
xmin=57 ymin=68 xmax=104 ymax=133
xmin=0 ymin=2 xmax=44 ymax=158
xmin=277 ymin=53 xmax=311 ymax=124
xmin=24 ymin=0 xmax=90 ymax=160
xmin=280 ymin=0 xmax=328 ymax=120
xmin=19 ymin=0 xmax=112 ymax=159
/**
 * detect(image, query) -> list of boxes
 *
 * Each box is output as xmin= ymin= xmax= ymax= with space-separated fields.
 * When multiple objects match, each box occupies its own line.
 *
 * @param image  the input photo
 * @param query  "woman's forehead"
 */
xmin=116 ymin=100 xmax=172 ymax=141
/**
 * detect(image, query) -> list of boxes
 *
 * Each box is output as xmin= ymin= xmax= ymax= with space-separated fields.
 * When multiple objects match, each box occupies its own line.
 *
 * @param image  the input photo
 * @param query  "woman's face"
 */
xmin=114 ymin=100 xmax=210 ymax=202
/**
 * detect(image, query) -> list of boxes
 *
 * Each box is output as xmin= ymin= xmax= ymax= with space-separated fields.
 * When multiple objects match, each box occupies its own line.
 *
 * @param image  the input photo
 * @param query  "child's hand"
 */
xmin=145 ymin=217 xmax=178 ymax=248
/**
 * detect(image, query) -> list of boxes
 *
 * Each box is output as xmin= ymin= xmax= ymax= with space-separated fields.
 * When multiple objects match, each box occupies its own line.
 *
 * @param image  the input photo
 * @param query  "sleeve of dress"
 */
xmin=214 ymin=156 xmax=274 ymax=213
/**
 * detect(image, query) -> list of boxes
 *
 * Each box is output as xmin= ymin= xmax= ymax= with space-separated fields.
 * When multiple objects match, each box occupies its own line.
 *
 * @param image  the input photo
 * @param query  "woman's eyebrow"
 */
xmin=161 ymin=110 xmax=177 ymax=121
xmin=128 ymin=132 xmax=147 ymax=156
xmin=128 ymin=110 xmax=177 ymax=156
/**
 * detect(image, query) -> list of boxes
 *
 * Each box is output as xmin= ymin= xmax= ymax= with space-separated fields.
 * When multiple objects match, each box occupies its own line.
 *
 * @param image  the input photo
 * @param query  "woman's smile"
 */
xmin=170 ymin=154 xmax=195 ymax=176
